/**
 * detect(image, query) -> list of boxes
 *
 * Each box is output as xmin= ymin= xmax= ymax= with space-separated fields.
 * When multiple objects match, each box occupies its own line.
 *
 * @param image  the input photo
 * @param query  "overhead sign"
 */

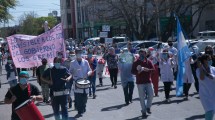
xmin=7 ymin=23 xmax=66 ymax=68
xmin=102 ymin=25 xmax=110 ymax=31
xmin=105 ymin=38 xmax=113 ymax=44
xmin=99 ymin=32 xmax=108 ymax=38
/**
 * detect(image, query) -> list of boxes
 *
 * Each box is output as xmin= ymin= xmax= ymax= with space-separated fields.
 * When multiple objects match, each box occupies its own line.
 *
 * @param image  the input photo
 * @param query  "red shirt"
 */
xmin=131 ymin=59 xmax=155 ymax=84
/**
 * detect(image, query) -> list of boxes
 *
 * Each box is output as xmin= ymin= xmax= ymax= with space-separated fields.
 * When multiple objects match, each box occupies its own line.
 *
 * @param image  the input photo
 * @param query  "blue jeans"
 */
xmin=75 ymin=93 xmax=88 ymax=114
xmin=137 ymin=83 xmax=154 ymax=113
xmin=8 ymin=79 xmax=17 ymax=88
xmin=88 ymin=76 xmax=96 ymax=95
xmin=51 ymin=95 xmax=68 ymax=120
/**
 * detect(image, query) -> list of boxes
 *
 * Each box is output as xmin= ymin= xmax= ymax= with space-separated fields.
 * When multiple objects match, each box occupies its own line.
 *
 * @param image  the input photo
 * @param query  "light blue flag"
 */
xmin=176 ymin=17 xmax=192 ymax=96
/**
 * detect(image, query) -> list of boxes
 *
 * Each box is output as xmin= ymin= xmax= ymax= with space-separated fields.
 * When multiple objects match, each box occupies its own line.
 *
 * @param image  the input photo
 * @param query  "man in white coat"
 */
xmin=69 ymin=49 xmax=92 ymax=117
xmin=183 ymin=57 xmax=195 ymax=100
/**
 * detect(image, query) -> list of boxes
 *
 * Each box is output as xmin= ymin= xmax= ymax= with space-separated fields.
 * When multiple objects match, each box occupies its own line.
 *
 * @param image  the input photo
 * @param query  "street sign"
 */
xmin=102 ymin=25 xmax=110 ymax=32
xmin=105 ymin=38 xmax=113 ymax=44
xmin=99 ymin=32 xmax=108 ymax=38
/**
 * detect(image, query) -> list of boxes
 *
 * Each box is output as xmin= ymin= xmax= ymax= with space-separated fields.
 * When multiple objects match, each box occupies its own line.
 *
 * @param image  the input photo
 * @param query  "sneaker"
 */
xmin=146 ymin=108 xmax=151 ymax=114
xmin=142 ymin=112 xmax=147 ymax=118
xmin=89 ymin=94 xmax=92 ymax=97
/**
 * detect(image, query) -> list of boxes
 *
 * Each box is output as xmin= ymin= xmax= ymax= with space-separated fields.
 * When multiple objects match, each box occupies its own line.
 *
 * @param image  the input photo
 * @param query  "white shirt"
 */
xmin=159 ymin=58 xmax=175 ymax=82
xmin=183 ymin=59 xmax=194 ymax=83
xmin=196 ymin=67 xmax=215 ymax=112
xmin=69 ymin=59 xmax=92 ymax=93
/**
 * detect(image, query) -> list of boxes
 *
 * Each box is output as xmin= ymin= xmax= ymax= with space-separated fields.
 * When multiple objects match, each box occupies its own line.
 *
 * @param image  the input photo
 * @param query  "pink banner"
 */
xmin=7 ymin=23 xmax=65 ymax=68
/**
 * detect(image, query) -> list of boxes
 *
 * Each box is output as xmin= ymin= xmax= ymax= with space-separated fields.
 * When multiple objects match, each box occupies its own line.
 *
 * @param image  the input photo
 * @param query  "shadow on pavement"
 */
xmin=96 ymin=87 xmax=111 ymax=92
xmin=126 ymin=115 xmax=144 ymax=120
xmin=43 ymin=113 xmax=54 ymax=119
xmin=185 ymin=114 xmax=205 ymax=120
xmin=101 ymin=103 xmax=127 ymax=111
xmin=152 ymin=99 xmax=187 ymax=106
xmin=132 ymin=98 xmax=140 ymax=102
xmin=43 ymin=109 xmax=75 ymax=119
xmin=0 ymin=101 xmax=5 ymax=105
xmin=189 ymin=92 xmax=199 ymax=97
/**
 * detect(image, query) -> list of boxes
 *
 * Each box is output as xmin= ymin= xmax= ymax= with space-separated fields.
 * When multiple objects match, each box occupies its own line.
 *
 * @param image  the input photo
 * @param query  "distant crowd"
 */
xmin=1 ymin=40 xmax=215 ymax=120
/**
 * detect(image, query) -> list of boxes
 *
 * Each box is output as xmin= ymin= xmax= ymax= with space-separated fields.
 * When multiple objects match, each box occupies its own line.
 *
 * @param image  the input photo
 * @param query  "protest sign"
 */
xmin=7 ymin=23 xmax=65 ymax=68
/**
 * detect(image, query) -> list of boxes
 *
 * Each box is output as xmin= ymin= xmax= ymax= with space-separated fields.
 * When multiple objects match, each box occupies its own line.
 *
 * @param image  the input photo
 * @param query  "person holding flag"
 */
xmin=175 ymin=16 xmax=192 ymax=97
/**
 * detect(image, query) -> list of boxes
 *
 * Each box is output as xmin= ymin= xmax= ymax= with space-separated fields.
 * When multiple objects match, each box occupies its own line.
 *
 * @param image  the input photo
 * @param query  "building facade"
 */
xmin=61 ymin=0 xmax=215 ymax=40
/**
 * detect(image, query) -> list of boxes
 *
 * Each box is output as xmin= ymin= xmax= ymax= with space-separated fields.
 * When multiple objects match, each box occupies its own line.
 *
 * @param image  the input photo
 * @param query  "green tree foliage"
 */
xmin=0 ymin=0 xmax=17 ymax=22
xmin=18 ymin=12 xmax=58 ymax=35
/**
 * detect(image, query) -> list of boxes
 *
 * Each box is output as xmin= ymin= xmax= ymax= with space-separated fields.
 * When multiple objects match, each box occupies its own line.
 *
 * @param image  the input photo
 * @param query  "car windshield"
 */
xmin=117 ymin=42 xmax=127 ymax=49
xmin=131 ymin=42 xmax=141 ymax=48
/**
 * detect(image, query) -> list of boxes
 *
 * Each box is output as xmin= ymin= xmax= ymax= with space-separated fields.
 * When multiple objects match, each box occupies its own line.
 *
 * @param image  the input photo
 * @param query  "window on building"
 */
xmin=66 ymin=0 xmax=70 ymax=8
xmin=67 ymin=13 xmax=72 ymax=25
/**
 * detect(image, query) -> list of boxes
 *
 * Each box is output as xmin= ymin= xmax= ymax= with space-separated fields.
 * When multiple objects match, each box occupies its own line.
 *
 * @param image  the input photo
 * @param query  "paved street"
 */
xmin=0 ymin=64 xmax=206 ymax=120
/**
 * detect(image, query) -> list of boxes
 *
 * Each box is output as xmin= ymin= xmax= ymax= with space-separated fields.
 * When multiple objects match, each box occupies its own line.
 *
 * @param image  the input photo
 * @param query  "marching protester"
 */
xmin=167 ymin=40 xmax=178 ymax=80
xmin=131 ymin=49 xmax=155 ymax=118
xmin=4 ymin=71 xmax=43 ymax=120
xmin=36 ymin=58 xmax=50 ymax=103
xmin=190 ymin=45 xmax=201 ymax=93
xmin=204 ymin=45 xmax=215 ymax=67
xmin=147 ymin=47 xmax=159 ymax=96
xmin=69 ymin=49 xmax=92 ymax=117
xmin=97 ymin=56 xmax=106 ymax=86
xmin=103 ymin=47 xmax=119 ymax=89
xmin=5 ymin=56 xmax=18 ymax=88
xmin=183 ymin=57 xmax=195 ymax=100
xmin=196 ymin=54 xmax=215 ymax=120
xmin=118 ymin=48 xmax=135 ymax=105
xmin=42 ymin=57 xmax=72 ymax=120
xmin=158 ymin=50 xmax=175 ymax=102
xmin=127 ymin=42 xmax=136 ymax=54
xmin=86 ymin=50 xmax=97 ymax=99
xmin=62 ymin=51 xmax=75 ymax=108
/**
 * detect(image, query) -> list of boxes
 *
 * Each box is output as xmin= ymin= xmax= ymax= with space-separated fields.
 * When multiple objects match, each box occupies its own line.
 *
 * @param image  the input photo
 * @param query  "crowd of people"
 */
xmin=2 ymin=40 xmax=215 ymax=120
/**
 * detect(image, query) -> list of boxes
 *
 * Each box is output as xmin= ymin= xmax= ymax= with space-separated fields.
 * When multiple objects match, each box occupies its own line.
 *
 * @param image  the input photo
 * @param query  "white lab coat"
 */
xmin=183 ymin=59 xmax=194 ymax=83
xmin=159 ymin=58 xmax=175 ymax=82
xmin=69 ymin=59 xmax=92 ymax=93
xmin=196 ymin=67 xmax=215 ymax=112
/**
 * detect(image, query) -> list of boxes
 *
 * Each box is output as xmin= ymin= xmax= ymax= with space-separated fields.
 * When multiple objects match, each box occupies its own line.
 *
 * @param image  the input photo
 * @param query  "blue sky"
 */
xmin=7 ymin=0 xmax=60 ymax=26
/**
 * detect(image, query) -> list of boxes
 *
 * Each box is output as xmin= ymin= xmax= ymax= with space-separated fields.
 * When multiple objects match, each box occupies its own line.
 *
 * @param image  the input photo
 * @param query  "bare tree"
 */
xmin=84 ymin=0 xmax=214 ymax=41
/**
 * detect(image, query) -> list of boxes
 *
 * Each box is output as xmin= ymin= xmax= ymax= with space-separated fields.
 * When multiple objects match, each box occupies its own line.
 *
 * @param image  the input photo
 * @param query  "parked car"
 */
xmin=121 ymin=40 xmax=158 ymax=51
xmin=112 ymin=36 xmax=129 ymax=43
xmin=151 ymin=42 xmax=168 ymax=50
xmin=193 ymin=39 xmax=215 ymax=53
xmin=197 ymin=30 xmax=215 ymax=39
xmin=84 ymin=37 xmax=100 ymax=46
xmin=116 ymin=42 xmax=128 ymax=49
